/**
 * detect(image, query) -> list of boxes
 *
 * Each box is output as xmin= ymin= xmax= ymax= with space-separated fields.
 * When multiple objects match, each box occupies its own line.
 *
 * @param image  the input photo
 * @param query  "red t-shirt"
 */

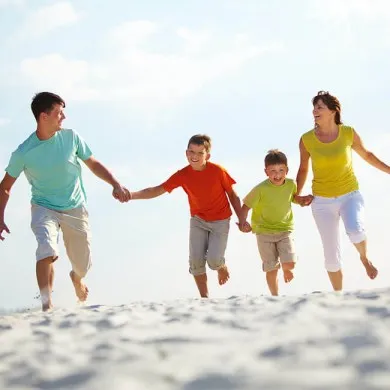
xmin=162 ymin=162 xmax=236 ymax=221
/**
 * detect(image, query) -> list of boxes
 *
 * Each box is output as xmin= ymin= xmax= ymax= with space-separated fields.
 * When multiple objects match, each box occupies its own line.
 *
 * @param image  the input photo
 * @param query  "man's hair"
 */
xmin=31 ymin=92 xmax=66 ymax=121
xmin=264 ymin=149 xmax=288 ymax=167
xmin=187 ymin=134 xmax=212 ymax=152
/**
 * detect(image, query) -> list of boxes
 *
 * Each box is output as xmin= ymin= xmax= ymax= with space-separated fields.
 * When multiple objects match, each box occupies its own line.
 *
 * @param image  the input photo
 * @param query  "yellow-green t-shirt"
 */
xmin=243 ymin=178 xmax=297 ymax=234
xmin=301 ymin=125 xmax=359 ymax=197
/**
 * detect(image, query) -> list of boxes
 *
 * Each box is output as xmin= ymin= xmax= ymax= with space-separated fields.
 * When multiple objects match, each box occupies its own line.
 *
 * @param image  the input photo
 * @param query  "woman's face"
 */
xmin=313 ymin=99 xmax=336 ymax=127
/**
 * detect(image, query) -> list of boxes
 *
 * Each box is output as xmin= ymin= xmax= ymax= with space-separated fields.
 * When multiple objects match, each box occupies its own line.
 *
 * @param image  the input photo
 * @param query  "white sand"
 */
xmin=1 ymin=289 xmax=390 ymax=390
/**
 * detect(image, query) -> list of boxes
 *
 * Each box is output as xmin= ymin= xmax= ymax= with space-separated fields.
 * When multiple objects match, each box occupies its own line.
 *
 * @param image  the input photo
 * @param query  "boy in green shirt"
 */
xmin=239 ymin=149 xmax=311 ymax=296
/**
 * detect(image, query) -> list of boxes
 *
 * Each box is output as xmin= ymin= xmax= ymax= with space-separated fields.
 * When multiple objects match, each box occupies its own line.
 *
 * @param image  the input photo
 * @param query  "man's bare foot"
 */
xmin=70 ymin=271 xmax=89 ymax=302
xmin=217 ymin=265 xmax=230 ymax=285
xmin=361 ymin=259 xmax=378 ymax=280
xmin=283 ymin=269 xmax=294 ymax=283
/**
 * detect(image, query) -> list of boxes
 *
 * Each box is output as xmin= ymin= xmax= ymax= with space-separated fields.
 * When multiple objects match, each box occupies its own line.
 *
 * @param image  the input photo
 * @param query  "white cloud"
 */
xmin=20 ymin=54 xmax=99 ymax=101
xmin=19 ymin=2 xmax=79 ymax=38
xmin=20 ymin=22 xmax=278 ymax=111
xmin=108 ymin=20 xmax=157 ymax=48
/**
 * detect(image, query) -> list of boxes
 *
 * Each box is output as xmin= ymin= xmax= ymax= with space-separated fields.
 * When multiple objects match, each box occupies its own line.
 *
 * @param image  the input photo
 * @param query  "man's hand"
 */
xmin=0 ymin=221 xmax=10 ymax=241
xmin=112 ymin=184 xmax=131 ymax=203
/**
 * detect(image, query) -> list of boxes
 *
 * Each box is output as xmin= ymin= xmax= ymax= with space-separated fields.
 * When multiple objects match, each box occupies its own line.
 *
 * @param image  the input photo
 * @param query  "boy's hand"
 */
xmin=236 ymin=220 xmax=252 ymax=233
xmin=0 ymin=221 xmax=10 ymax=241
xmin=294 ymin=194 xmax=314 ymax=207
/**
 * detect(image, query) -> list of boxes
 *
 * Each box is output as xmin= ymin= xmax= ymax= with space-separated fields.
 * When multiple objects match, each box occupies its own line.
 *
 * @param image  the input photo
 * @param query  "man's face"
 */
xmin=41 ymin=103 xmax=65 ymax=131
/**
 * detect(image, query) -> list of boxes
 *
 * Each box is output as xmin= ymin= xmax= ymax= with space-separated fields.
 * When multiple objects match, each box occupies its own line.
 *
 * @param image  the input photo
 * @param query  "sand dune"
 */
xmin=1 ymin=289 xmax=390 ymax=390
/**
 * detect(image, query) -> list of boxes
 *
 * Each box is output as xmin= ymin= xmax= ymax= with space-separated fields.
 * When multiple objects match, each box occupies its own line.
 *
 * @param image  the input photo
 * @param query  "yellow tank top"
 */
xmin=301 ymin=125 xmax=359 ymax=197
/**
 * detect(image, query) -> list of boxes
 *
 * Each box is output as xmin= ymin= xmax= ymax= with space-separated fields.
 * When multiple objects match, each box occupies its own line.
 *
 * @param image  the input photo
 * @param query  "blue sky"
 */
xmin=1 ymin=0 xmax=390 ymax=310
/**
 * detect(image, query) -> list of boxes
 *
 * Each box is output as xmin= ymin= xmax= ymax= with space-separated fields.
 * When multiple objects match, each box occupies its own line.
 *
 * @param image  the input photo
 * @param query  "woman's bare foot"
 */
xmin=69 ymin=271 xmax=89 ymax=302
xmin=40 ymin=287 xmax=53 ymax=312
xmin=361 ymin=258 xmax=378 ymax=280
xmin=217 ymin=265 xmax=230 ymax=285
xmin=283 ymin=269 xmax=294 ymax=283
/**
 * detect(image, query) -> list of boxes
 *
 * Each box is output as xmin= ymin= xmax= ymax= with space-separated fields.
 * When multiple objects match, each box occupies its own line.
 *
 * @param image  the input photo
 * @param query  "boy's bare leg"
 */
xmin=69 ymin=271 xmax=89 ymax=302
xmin=327 ymin=270 xmax=343 ymax=291
xmin=353 ymin=240 xmax=378 ymax=279
xmin=266 ymin=269 xmax=279 ymax=296
xmin=194 ymin=273 xmax=208 ymax=298
xmin=282 ymin=262 xmax=295 ymax=283
xmin=36 ymin=257 xmax=55 ymax=311
xmin=217 ymin=265 xmax=230 ymax=285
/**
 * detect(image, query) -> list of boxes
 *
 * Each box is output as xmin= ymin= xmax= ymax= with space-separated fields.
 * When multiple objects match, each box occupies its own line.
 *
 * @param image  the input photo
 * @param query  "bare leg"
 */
xmin=353 ymin=240 xmax=378 ymax=279
xmin=282 ymin=262 xmax=295 ymax=283
xmin=194 ymin=273 xmax=208 ymax=298
xmin=266 ymin=269 xmax=279 ymax=296
xmin=69 ymin=271 xmax=89 ymax=302
xmin=217 ymin=265 xmax=230 ymax=285
xmin=36 ymin=257 xmax=55 ymax=311
xmin=327 ymin=270 xmax=343 ymax=291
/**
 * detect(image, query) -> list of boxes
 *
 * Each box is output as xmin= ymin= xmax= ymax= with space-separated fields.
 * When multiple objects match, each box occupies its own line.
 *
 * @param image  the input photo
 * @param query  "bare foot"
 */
xmin=42 ymin=303 xmax=53 ymax=312
xmin=40 ymin=288 xmax=53 ymax=312
xmin=361 ymin=259 xmax=378 ymax=280
xmin=70 ymin=271 xmax=89 ymax=302
xmin=217 ymin=265 xmax=230 ymax=285
xmin=283 ymin=269 xmax=294 ymax=283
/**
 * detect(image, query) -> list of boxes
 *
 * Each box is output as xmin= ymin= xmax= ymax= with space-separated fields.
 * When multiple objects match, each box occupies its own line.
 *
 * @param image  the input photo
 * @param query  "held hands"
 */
xmin=236 ymin=219 xmax=252 ymax=233
xmin=294 ymin=194 xmax=314 ymax=207
xmin=0 ymin=221 xmax=10 ymax=241
xmin=112 ymin=183 xmax=132 ymax=203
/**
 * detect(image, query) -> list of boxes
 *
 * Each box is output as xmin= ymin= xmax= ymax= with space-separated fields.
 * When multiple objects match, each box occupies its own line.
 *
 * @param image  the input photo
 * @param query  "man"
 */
xmin=0 ymin=92 xmax=130 ymax=311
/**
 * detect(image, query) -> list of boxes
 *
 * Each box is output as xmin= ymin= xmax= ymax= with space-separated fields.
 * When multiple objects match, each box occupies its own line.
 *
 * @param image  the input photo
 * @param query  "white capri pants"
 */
xmin=311 ymin=190 xmax=366 ymax=272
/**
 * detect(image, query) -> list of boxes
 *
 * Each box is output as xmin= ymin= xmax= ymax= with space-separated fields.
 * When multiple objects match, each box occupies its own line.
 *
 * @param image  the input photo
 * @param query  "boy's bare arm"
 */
xmin=227 ymin=189 xmax=243 ymax=221
xmin=240 ymin=204 xmax=250 ymax=221
xmin=130 ymin=185 xmax=167 ymax=200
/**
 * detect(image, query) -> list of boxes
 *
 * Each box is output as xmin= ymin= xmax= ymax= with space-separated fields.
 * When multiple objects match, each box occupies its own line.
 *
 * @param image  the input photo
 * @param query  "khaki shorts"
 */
xmin=189 ymin=216 xmax=230 ymax=276
xmin=256 ymin=232 xmax=296 ymax=272
xmin=31 ymin=204 xmax=92 ymax=278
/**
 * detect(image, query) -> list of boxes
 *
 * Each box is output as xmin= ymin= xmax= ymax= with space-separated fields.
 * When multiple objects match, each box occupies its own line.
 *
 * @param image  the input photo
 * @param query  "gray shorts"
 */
xmin=31 ymin=204 xmax=92 ymax=278
xmin=189 ymin=216 xmax=230 ymax=276
xmin=256 ymin=231 xmax=296 ymax=272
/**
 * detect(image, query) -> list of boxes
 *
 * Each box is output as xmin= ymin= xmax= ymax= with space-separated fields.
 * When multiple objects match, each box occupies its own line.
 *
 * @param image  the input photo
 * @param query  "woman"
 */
xmin=296 ymin=91 xmax=390 ymax=291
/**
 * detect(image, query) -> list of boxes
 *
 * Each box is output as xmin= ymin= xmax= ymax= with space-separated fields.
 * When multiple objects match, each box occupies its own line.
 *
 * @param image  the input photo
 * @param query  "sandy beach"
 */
xmin=1 ymin=288 xmax=390 ymax=390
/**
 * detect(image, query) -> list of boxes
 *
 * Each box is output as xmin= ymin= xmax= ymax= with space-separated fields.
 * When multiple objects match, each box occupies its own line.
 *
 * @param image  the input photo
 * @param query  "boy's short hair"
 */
xmin=31 ymin=92 xmax=66 ymax=121
xmin=187 ymin=134 xmax=212 ymax=152
xmin=264 ymin=149 xmax=288 ymax=167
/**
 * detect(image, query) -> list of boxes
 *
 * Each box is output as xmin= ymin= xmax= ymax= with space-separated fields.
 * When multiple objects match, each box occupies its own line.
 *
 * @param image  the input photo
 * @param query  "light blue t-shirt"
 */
xmin=6 ymin=129 xmax=92 ymax=211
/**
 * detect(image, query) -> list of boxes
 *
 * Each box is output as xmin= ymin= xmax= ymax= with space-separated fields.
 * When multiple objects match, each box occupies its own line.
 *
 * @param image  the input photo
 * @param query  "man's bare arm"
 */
xmin=0 ymin=173 xmax=17 ymax=240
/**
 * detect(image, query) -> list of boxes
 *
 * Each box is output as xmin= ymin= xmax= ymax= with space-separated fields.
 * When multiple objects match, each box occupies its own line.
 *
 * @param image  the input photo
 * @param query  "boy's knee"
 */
xmin=282 ymin=262 xmax=295 ymax=270
xmin=189 ymin=259 xmax=206 ymax=276
xmin=207 ymin=258 xmax=225 ymax=271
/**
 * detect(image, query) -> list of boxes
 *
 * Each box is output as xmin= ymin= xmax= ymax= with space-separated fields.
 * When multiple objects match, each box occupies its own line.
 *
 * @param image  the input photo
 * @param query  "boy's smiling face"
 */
xmin=186 ymin=143 xmax=210 ymax=171
xmin=265 ymin=164 xmax=288 ymax=186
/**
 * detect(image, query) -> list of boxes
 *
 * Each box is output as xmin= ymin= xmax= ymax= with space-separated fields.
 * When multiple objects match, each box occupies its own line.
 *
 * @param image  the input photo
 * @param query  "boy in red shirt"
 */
xmin=130 ymin=134 xmax=248 ymax=297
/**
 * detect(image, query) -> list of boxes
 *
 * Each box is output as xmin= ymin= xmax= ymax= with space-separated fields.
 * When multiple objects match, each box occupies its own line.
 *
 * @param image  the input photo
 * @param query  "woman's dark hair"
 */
xmin=312 ymin=91 xmax=342 ymax=125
